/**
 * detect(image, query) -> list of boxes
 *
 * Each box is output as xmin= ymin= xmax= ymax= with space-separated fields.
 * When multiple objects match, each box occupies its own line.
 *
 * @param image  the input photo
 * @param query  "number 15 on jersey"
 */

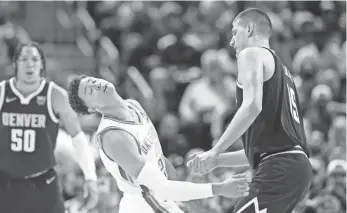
xmin=287 ymin=84 xmax=300 ymax=124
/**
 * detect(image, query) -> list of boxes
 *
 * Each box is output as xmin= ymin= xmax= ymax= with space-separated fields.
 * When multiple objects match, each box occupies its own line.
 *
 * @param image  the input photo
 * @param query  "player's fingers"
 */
xmin=188 ymin=151 xmax=203 ymax=160
xmin=232 ymin=177 xmax=250 ymax=184
xmin=188 ymin=159 xmax=198 ymax=172
xmin=188 ymin=159 xmax=200 ymax=174
xmin=237 ymin=183 xmax=249 ymax=192
xmin=233 ymin=174 xmax=252 ymax=182
xmin=232 ymin=173 xmax=247 ymax=178
xmin=186 ymin=159 xmax=193 ymax=168
xmin=237 ymin=189 xmax=249 ymax=195
xmin=200 ymin=162 xmax=210 ymax=174
xmin=194 ymin=164 xmax=204 ymax=175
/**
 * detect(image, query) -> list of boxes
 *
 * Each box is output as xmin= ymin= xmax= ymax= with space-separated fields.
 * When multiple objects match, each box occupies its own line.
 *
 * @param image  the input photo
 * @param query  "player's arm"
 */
xmin=213 ymin=149 xmax=249 ymax=168
xmin=164 ymin=156 xmax=179 ymax=180
xmin=212 ymin=48 xmax=263 ymax=154
xmin=100 ymin=129 xmax=227 ymax=201
xmin=51 ymin=84 xmax=97 ymax=181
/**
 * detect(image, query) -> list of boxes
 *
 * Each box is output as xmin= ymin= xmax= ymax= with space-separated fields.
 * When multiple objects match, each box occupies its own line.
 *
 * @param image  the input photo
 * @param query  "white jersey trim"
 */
xmin=47 ymin=82 xmax=60 ymax=123
xmin=9 ymin=77 xmax=47 ymax=105
xmin=236 ymin=80 xmax=243 ymax=89
xmin=0 ymin=81 xmax=6 ymax=111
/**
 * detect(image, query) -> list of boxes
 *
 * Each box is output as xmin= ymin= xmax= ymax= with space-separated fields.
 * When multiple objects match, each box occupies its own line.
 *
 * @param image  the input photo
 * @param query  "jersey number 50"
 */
xmin=287 ymin=84 xmax=300 ymax=124
xmin=11 ymin=129 xmax=36 ymax=152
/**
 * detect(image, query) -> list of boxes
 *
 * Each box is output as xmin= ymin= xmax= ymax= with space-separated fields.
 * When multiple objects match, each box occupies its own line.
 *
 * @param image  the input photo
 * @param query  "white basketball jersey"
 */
xmin=95 ymin=99 xmax=167 ymax=193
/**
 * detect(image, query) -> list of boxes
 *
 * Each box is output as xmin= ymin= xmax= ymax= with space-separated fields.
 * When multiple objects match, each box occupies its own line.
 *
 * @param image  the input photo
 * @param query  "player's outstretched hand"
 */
xmin=79 ymin=180 xmax=99 ymax=213
xmin=187 ymin=150 xmax=218 ymax=175
xmin=216 ymin=173 xmax=251 ymax=198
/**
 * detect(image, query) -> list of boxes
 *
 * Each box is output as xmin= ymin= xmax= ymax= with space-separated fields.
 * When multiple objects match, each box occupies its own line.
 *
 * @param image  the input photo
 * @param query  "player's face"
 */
xmin=230 ymin=19 xmax=248 ymax=56
xmin=78 ymin=77 xmax=116 ymax=112
xmin=16 ymin=46 xmax=43 ymax=84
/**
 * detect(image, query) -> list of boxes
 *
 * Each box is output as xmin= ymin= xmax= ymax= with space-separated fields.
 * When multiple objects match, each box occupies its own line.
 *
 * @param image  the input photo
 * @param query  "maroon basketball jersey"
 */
xmin=0 ymin=78 xmax=60 ymax=178
xmin=235 ymin=47 xmax=309 ymax=169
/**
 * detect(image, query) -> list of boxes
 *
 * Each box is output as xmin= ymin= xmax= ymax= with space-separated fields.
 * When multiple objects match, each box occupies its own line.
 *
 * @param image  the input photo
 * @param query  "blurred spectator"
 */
xmin=179 ymin=49 xmax=236 ymax=150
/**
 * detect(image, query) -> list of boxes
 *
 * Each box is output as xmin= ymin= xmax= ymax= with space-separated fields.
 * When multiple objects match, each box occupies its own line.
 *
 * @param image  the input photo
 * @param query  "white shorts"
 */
xmin=119 ymin=193 xmax=184 ymax=213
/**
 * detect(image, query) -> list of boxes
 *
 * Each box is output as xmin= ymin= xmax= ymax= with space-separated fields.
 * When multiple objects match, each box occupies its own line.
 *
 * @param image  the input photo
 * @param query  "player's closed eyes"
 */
xmin=17 ymin=57 xmax=41 ymax=62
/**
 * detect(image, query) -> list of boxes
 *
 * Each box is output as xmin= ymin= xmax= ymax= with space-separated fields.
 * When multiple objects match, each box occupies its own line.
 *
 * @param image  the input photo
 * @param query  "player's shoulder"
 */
xmin=48 ymin=81 xmax=68 ymax=98
xmin=47 ymin=81 xmax=70 ymax=112
xmin=0 ymin=79 xmax=10 ymax=93
xmin=97 ymin=122 xmax=134 ymax=145
xmin=126 ymin=99 xmax=146 ymax=113
xmin=0 ymin=80 xmax=6 ymax=88
xmin=126 ymin=99 xmax=141 ymax=107
xmin=238 ymin=46 xmax=271 ymax=59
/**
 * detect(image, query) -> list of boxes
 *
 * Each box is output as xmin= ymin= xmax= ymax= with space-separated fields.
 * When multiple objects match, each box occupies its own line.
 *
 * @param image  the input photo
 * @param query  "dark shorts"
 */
xmin=0 ymin=168 xmax=65 ymax=213
xmin=233 ymin=152 xmax=313 ymax=213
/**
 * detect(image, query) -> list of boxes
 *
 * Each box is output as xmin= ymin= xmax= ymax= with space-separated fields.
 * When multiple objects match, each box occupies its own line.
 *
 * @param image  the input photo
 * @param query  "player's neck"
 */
xmin=101 ymin=99 xmax=136 ymax=122
xmin=248 ymin=36 xmax=270 ymax=49
xmin=14 ymin=78 xmax=43 ymax=97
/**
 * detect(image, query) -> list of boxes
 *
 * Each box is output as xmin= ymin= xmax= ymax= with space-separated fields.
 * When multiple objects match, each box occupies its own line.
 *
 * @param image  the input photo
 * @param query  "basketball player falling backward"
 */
xmin=67 ymin=75 xmax=252 ymax=213
xmin=0 ymin=42 xmax=98 ymax=213
xmin=188 ymin=8 xmax=313 ymax=213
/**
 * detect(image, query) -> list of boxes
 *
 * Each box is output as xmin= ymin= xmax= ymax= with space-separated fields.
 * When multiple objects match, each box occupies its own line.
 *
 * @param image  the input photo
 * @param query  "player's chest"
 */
xmin=135 ymin=126 xmax=162 ymax=158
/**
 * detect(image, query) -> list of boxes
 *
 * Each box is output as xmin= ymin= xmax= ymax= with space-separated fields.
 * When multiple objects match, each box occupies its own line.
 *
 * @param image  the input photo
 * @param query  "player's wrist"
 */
xmin=210 ymin=146 xmax=222 ymax=156
xmin=211 ymin=183 xmax=223 ymax=196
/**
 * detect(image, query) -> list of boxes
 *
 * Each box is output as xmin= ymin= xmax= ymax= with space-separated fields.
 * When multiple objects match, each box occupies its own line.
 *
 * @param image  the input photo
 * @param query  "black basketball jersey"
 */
xmin=0 ymin=78 xmax=60 ymax=178
xmin=235 ymin=47 xmax=309 ymax=169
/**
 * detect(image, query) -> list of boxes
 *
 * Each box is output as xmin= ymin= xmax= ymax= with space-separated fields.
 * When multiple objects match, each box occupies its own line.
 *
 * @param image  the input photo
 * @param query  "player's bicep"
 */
xmin=51 ymin=85 xmax=82 ymax=136
xmin=238 ymin=49 xmax=263 ymax=109
xmin=100 ymin=130 xmax=146 ymax=179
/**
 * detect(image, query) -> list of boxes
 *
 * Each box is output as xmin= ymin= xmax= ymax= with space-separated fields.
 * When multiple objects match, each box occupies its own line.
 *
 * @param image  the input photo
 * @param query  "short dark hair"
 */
xmin=13 ymin=42 xmax=46 ymax=76
xmin=234 ymin=8 xmax=272 ymax=37
xmin=67 ymin=75 xmax=90 ymax=115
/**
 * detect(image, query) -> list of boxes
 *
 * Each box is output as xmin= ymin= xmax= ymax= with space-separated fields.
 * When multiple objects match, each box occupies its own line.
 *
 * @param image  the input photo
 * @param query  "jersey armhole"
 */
xmin=260 ymin=47 xmax=277 ymax=83
xmin=97 ymin=127 xmax=141 ymax=185
xmin=97 ymin=127 xmax=142 ymax=162
xmin=0 ymin=81 xmax=6 ymax=111
xmin=47 ymin=82 xmax=60 ymax=123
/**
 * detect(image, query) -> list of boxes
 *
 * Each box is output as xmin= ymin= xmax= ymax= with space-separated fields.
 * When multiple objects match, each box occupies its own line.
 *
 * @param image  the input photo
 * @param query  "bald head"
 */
xmin=233 ymin=8 xmax=272 ymax=38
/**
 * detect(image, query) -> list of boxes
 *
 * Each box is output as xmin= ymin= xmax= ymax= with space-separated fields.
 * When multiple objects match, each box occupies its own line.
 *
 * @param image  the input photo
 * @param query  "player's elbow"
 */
xmin=248 ymin=98 xmax=262 ymax=115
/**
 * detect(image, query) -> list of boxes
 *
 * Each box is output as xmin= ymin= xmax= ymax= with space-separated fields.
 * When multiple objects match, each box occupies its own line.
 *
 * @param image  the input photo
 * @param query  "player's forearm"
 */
xmin=215 ymin=149 xmax=249 ymax=167
xmin=137 ymin=161 xmax=219 ymax=201
xmin=72 ymin=132 xmax=97 ymax=181
xmin=160 ymin=180 xmax=220 ymax=201
xmin=212 ymin=104 xmax=260 ymax=154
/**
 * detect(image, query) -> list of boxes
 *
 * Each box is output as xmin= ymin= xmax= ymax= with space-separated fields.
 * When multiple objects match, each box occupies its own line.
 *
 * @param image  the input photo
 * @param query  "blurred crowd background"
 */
xmin=0 ymin=1 xmax=346 ymax=213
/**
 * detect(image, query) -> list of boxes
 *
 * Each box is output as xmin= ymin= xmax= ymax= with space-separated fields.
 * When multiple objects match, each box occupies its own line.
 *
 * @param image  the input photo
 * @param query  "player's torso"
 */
xmin=235 ymin=48 xmax=307 ymax=169
xmin=96 ymin=100 xmax=181 ymax=212
xmin=96 ymin=100 xmax=167 ymax=191
xmin=0 ymin=78 xmax=60 ymax=177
